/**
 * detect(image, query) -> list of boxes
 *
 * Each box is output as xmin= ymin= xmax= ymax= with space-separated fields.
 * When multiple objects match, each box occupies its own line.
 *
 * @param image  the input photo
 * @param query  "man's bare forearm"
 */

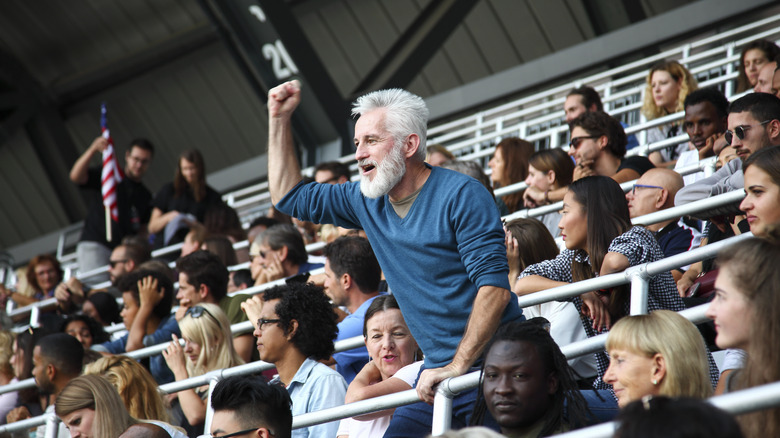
xmin=450 ymin=285 xmax=511 ymax=373
xmin=268 ymin=116 xmax=302 ymax=204
xmin=267 ymin=81 xmax=304 ymax=204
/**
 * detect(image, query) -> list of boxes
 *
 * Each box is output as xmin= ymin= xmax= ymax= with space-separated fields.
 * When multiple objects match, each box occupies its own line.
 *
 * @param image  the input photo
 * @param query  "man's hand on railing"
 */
xmin=416 ymin=364 xmax=461 ymax=405
xmin=581 ymin=291 xmax=611 ymax=332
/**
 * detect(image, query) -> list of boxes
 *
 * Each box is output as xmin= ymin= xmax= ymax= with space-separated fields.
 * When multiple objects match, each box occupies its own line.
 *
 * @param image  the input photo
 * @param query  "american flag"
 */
xmin=100 ymin=103 xmax=124 ymax=222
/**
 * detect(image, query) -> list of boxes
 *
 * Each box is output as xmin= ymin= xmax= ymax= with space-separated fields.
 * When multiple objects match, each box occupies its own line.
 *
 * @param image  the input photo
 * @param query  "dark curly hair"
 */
xmin=261 ymin=283 xmax=338 ymax=360
xmin=59 ymin=314 xmax=110 ymax=345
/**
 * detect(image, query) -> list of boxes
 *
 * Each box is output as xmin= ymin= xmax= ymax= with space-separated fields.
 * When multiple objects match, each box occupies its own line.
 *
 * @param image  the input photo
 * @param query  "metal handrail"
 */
xmin=555 ymin=379 xmax=780 ymax=438
xmin=8 ymin=179 xmax=743 ymax=325
xmin=0 ymin=229 xmax=753 ymax=434
xmin=0 ymin=326 xmax=364 ymax=396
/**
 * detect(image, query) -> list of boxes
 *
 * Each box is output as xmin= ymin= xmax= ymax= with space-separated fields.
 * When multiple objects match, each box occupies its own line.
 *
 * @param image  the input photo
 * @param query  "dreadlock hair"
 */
xmin=470 ymin=321 xmax=591 ymax=435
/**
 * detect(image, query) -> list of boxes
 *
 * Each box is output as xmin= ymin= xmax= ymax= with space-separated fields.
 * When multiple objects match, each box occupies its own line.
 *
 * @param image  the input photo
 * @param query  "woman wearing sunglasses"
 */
xmin=163 ymin=303 xmax=244 ymax=437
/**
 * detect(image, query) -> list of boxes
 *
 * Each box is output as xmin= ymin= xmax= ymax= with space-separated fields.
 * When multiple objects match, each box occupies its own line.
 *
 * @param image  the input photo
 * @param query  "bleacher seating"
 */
xmin=3 ymin=12 xmax=780 ymax=438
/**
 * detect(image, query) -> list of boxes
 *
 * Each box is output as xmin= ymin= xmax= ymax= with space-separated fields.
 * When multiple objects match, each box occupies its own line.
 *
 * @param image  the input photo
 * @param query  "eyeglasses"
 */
xmin=257 ymin=318 xmax=281 ymax=330
xmin=569 ymin=135 xmax=598 ymax=149
xmin=108 ymin=259 xmax=127 ymax=268
xmin=185 ymin=306 xmax=215 ymax=320
xmin=724 ymin=120 xmax=772 ymax=145
xmin=631 ymin=184 xmax=664 ymax=195
xmin=127 ymin=155 xmax=151 ymax=165
xmin=197 ymin=427 xmax=271 ymax=438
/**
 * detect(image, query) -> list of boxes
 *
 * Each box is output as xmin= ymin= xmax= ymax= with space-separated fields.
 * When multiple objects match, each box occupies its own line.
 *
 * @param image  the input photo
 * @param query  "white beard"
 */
xmin=359 ymin=143 xmax=406 ymax=198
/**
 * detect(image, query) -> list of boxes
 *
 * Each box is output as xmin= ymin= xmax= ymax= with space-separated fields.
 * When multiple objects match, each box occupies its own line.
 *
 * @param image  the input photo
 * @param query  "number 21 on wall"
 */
xmin=249 ymin=5 xmax=300 ymax=80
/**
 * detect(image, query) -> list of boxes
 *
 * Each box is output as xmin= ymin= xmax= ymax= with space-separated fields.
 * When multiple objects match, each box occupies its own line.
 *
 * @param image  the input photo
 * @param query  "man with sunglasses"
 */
xmin=675 ymin=93 xmax=780 ymax=219
xmin=207 ymin=375 xmax=292 ymax=438
xmin=569 ymin=111 xmax=655 ymax=183
xmin=626 ymin=169 xmax=701 ymax=282
xmin=54 ymin=241 xmax=151 ymax=313
xmin=522 ymin=110 xmax=658 ymax=208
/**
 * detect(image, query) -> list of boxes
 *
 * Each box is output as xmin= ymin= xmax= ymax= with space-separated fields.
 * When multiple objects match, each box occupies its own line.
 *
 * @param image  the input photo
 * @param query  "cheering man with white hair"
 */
xmin=266 ymin=80 xmax=523 ymax=436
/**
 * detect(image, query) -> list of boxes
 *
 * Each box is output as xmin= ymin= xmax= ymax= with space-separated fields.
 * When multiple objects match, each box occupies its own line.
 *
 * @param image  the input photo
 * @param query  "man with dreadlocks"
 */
xmin=471 ymin=320 xmax=592 ymax=437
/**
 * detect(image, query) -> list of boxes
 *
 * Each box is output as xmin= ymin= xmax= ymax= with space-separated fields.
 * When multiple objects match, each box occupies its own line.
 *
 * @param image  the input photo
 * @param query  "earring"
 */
xmin=652 ymin=379 xmax=658 ymax=385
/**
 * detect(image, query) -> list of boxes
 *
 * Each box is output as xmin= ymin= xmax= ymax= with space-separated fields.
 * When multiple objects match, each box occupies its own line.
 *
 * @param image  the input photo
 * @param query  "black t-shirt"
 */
xmin=151 ymin=182 xmax=222 ymax=247
xmin=617 ymin=155 xmax=655 ymax=177
xmin=79 ymin=167 xmax=153 ymax=248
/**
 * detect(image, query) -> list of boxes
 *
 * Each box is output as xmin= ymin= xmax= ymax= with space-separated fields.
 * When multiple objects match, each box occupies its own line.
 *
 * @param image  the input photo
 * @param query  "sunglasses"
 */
xmin=724 ymin=120 xmax=772 ymax=145
xmin=569 ymin=135 xmax=598 ymax=149
xmin=185 ymin=306 xmax=215 ymax=320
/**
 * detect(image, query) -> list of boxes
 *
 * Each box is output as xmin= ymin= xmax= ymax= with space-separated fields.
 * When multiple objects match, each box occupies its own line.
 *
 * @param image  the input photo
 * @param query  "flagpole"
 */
xmin=105 ymin=206 xmax=112 ymax=243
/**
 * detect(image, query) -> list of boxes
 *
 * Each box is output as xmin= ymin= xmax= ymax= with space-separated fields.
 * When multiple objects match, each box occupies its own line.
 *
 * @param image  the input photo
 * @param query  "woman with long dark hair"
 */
xmin=487 ymin=137 xmax=534 ymax=213
xmin=521 ymin=148 xmax=575 ymax=236
xmin=736 ymin=39 xmax=780 ymax=92
xmin=148 ymin=149 xmax=222 ymax=248
xmin=514 ymin=176 xmax=685 ymax=390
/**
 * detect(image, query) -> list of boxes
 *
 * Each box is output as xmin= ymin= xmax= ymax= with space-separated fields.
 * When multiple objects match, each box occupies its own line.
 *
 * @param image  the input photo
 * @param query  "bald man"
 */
xmin=626 ymin=168 xmax=701 ymax=281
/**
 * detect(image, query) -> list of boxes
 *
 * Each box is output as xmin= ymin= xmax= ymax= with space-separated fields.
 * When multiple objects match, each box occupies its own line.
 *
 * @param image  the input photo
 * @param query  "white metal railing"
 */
xmin=0 ymin=231 xmax=754 ymax=436
xmin=8 ymin=175 xmax=745 ymax=329
xmin=555 ymin=380 xmax=780 ymax=438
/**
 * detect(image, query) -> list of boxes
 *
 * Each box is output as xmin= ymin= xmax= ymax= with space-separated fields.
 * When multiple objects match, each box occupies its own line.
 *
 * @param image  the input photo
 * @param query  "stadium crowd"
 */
xmin=1 ymin=34 xmax=780 ymax=438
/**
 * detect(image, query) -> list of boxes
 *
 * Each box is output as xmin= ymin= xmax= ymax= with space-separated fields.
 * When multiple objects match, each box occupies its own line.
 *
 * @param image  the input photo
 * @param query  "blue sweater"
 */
xmin=277 ymin=166 xmax=524 ymax=368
